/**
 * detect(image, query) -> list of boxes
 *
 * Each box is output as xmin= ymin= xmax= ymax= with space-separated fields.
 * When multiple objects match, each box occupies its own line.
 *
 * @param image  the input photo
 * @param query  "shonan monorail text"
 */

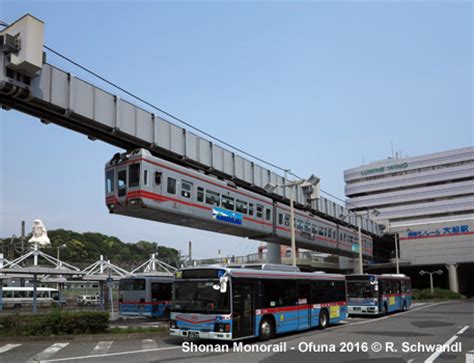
xmin=105 ymin=149 xmax=373 ymax=257
xmin=169 ymin=266 xmax=348 ymax=341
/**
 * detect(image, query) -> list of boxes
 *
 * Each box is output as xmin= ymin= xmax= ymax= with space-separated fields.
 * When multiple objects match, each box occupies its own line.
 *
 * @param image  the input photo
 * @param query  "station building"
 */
xmin=344 ymin=147 xmax=474 ymax=295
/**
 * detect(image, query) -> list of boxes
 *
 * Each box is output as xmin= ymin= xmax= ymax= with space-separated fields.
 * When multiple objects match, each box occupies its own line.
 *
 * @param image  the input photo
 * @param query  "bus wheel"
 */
xmin=259 ymin=317 xmax=274 ymax=341
xmin=318 ymin=310 xmax=329 ymax=329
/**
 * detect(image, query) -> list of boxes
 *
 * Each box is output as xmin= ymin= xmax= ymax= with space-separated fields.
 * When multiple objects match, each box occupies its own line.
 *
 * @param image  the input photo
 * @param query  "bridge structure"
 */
xmin=0 ymin=14 xmax=384 ymax=263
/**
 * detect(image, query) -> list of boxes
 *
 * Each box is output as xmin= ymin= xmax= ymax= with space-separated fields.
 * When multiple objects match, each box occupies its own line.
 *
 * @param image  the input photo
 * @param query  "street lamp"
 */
xmin=56 ymin=243 xmax=67 ymax=266
xmin=419 ymin=269 xmax=443 ymax=295
xmin=339 ymin=213 xmax=364 ymax=274
xmin=264 ymin=173 xmax=320 ymax=267
xmin=371 ymin=209 xmax=401 ymax=274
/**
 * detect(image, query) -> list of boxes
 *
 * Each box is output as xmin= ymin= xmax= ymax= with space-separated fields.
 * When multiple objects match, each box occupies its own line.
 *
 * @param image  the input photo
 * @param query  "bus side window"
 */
xmin=256 ymin=205 xmax=263 ymax=218
xmin=167 ymin=177 xmax=176 ymax=194
xmin=197 ymin=187 xmax=204 ymax=202
xmin=155 ymin=172 xmax=162 ymax=185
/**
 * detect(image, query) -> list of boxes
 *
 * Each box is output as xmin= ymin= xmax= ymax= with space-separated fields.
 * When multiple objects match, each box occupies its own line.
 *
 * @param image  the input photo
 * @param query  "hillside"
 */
xmin=0 ymin=229 xmax=182 ymax=270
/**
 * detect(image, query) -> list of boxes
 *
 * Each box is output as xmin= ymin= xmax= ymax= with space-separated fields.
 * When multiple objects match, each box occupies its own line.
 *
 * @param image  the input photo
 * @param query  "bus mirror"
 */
xmin=219 ymin=276 xmax=228 ymax=293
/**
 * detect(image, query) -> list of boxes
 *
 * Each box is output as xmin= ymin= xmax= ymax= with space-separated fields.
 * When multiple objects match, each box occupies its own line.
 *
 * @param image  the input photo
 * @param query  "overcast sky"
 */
xmin=1 ymin=1 xmax=472 ymax=259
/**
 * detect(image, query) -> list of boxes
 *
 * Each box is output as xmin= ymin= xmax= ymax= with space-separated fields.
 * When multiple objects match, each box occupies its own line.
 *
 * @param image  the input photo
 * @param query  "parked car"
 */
xmin=76 ymin=295 xmax=100 ymax=306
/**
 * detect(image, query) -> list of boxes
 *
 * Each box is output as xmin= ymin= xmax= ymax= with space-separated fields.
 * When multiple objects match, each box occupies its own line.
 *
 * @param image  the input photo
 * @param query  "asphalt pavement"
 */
xmin=0 ymin=300 xmax=472 ymax=363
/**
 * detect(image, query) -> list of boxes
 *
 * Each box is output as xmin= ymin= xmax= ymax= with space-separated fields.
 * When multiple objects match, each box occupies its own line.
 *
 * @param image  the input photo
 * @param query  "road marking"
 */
xmin=456 ymin=325 xmax=469 ymax=335
xmin=27 ymin=342 xmax=69 ymax=362
xmin=43 ymin=346 xmax=182 ymax=362
xmin=142 ymin=339 xmax=157 ymax=350
xmin=89 ymin=341 xmax=113 ymax=355
xmin=466 ymin=350 xmax=474 ymax=363
xmin=0 ymin=344 xmax=21 ymax=353
xmin=424 ymin=335 xmax=458 ymax=363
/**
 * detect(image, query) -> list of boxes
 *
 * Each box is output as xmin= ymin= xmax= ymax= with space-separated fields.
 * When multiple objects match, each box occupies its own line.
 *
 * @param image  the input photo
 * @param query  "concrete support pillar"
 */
xmin=447 ymin=264 xmax=459 ymax=293
xmin=266 ymin=243 xmax=282 ymax=264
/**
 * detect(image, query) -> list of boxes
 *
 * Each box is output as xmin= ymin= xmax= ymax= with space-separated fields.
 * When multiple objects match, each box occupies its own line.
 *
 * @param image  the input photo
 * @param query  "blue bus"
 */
xmin=169 ymin=264 xmax=348 ymax=341
xmin=119 ymin=274 xmax=173 ymax=318
xmin=346 ymin=274 xmax=412 ymax=316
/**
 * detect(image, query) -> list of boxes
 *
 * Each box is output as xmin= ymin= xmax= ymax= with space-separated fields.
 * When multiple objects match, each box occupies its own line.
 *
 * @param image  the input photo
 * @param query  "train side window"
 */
xmin=304 ymin=221 xmax=311 ymax=233
xmin=205 ymin=190 xmax=220 ymax=206
xmin=256 ymin=205 xmax=263 ymax=218
xmin=296 ymin=219 xmax=303 ymax=230
xmin=197 ymin=187 xmax=204 ymax=202
xmin=311 ymin=224 xmax=318 ymax=234
xmin=118 ymin=170 xmax=127 ymax=197
xmin=106 ymin=170 xmax=114 ymax=193
xmin=167 ymin=177 xmax=176 ymax=195
xmin=265 ymin=208 xmax=271 ymax=221
xmin=144 ymin=170 xmax=148 ymax=186
xmin=128 ymin=164 xmax=140 ymax=187
xmin=222 ymin=195 xmax=235 ymax=211
xmin=236 ymin=199 xmax=247 ymax=214
xmin=327 ymin=228 xmax=332 ymax=238
xmin=154 ymin=172 xmax=162 ymax=185
xmin=278 ymin=213 xmax=283 ymax=225
xmin=248 ymin=203 xmax=254 ymax=216
xmin=181 ymin=180 xmax=193 ymax=198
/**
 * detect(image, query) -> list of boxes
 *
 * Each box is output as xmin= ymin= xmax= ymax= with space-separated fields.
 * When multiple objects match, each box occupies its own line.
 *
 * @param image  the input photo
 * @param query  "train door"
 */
xmin=117 ymin=167 xmax=127 ymax=200
xmin=232 ymin=281 xmax=255 ymax=338
xmin=298 ymin=282 xmax=311 ymax=329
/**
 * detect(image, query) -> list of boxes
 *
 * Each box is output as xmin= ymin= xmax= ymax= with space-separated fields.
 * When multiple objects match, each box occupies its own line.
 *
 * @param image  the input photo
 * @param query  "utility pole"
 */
xmin=188 ymin=241 xmax=192 ymax=266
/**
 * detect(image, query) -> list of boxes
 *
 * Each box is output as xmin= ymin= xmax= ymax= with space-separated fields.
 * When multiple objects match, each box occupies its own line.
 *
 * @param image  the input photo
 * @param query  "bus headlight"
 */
xmin=215 ymin=323 xmax=230 ymax=332
xmin=170 ymin=320 xmax=177 ymax=329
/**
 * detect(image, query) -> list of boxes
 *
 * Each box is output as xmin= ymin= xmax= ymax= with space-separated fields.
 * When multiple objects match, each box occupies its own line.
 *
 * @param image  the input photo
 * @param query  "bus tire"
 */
xmin=381 ymin=303 xmax=388 ymax=316
xmin=318 ymin=309 xmax=329 ymax=329
xmin=259 ymin=317 xmax=274 ymax=341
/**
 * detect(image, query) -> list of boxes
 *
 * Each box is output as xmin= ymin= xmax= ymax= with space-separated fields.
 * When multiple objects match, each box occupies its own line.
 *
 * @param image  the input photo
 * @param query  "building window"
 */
xmin=167 ymin=177 xmax=176 ymax=195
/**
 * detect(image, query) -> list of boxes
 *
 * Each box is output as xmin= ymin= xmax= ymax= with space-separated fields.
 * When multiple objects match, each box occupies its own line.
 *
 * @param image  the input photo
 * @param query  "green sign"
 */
xmin=361 ymin=162 xmax=408 ymax=176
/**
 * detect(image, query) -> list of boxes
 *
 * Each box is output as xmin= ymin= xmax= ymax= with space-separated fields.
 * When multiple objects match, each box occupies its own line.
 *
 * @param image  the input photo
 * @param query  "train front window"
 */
xmin=129 ymin=164 xmax=140 ymax=187
xmin=155 ymin=172 xmax=162 ymax=185
xmin=167 ymin=177 xmax=177 ymax=194
xmin=118 ymin=170 xmax=127 ymax=197
xmin=106 ymin=170 xmax=114 ymax=194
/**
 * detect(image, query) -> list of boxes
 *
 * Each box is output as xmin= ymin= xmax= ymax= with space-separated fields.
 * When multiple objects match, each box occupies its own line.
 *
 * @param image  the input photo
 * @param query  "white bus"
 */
xmin=1 ymin=287 xmax=61 ymax=310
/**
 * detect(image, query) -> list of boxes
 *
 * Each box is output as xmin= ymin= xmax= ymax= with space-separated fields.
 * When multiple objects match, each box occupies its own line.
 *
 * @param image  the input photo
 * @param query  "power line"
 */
xmin=43 ymin=44 xmax=359 ymax=210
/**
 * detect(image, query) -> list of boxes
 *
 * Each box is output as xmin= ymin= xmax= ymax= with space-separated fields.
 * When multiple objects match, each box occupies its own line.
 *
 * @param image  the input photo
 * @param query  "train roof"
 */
xmin=176 ymin=265 xmax=345 ymax=281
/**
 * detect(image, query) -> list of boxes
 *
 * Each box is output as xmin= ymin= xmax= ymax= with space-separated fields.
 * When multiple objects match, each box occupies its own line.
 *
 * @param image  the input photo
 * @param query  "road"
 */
xmin=0 ymin=301 xmax=472 ymax=363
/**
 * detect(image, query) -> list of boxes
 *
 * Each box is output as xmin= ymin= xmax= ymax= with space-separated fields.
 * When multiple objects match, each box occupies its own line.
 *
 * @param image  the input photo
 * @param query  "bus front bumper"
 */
xmin=170 ymin=328 xmax=232 ymax=340
xmin=348 ymin=305 xmax=379 ymax=315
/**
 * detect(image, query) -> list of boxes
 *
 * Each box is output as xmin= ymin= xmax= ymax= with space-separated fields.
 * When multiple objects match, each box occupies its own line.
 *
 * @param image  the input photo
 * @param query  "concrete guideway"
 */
xmin=0 ymin=300 xmax=472 ymax=363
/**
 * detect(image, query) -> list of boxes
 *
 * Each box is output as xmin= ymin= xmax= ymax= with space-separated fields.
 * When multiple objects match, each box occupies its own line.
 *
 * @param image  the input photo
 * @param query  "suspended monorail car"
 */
xmin=105 ymin=149 xmax=372 ymax=257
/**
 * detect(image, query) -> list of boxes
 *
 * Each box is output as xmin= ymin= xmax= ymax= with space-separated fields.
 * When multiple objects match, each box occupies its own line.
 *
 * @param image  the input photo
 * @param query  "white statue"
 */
xmin=28 ymin=219 xmax=50 ymax=246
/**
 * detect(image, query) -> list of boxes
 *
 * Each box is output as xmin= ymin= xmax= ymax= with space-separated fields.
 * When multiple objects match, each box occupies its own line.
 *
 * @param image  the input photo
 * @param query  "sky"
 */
xmin=0 ymin=1 xmax=472 ymax=260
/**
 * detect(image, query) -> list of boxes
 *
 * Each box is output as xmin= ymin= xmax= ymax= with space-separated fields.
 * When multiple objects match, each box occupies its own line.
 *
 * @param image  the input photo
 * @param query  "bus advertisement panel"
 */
xmin=169 ymin=266 xmax=348 ymax=341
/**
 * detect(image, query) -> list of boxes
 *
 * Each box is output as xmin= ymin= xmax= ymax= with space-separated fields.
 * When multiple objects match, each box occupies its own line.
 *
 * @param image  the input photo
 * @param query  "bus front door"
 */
xmin=232 ymin=282 xmax=254 ymax=339
xmin=298 ymin=282 xmax=311 ymax=329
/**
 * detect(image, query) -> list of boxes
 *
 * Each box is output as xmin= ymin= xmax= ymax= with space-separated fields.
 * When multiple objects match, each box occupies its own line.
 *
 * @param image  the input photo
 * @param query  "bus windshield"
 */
xmin=173 ymin=280 xmax=230 ymax=314
xmin=347 ymin=280 xmax=377 ymax=298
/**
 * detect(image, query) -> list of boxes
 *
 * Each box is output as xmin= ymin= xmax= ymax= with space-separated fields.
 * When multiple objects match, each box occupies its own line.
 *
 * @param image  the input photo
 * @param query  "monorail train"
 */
xmin=105 ymin=149 xmax=372 ymax=257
